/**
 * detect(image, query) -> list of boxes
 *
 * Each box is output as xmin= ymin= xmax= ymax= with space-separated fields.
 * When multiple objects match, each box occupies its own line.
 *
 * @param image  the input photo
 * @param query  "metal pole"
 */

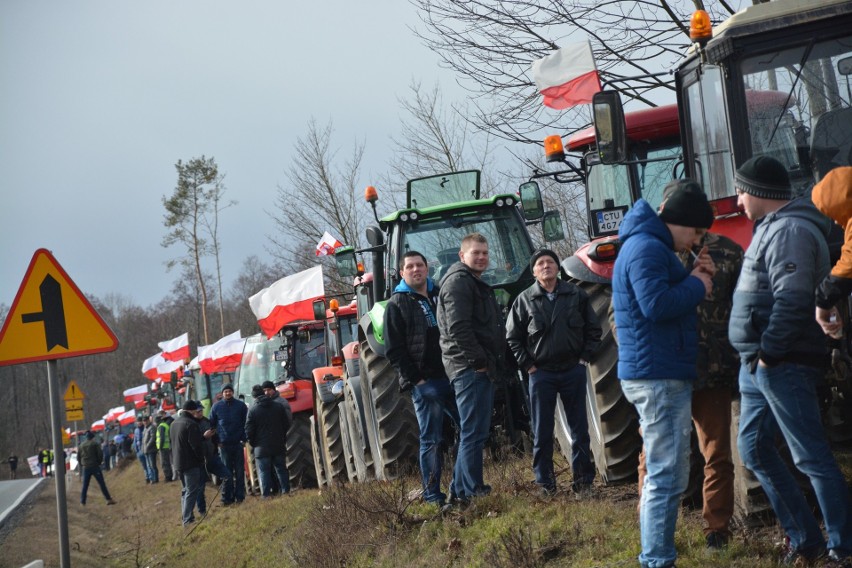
xmin=47 ymin=359 xmax=71 ymax=568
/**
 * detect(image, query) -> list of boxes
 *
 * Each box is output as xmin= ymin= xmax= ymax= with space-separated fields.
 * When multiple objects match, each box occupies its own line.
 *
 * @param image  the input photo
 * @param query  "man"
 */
xmin=385 ymin=251 xmax=459 ymax=507
xmin=38 ymin=448 xmax=50 ymax=478
xmin=245 ymin=384 xmax=292 ymax=497
xmin=156 ymin=411 xmax=174 ymax=482
xmin=133 ymin=418 xmax=150 ymax=483
xmin=143 ymin=415 xmax=159 ymax=483
xmin=78 ymin=431 xmax=116 ymax=506
xmin=437 ymin=232 xmax=505 ymax=505
xmin=506 ymin=248 xmax=601 ymax=497
xmin=170 ymin=400 xmax=206 ymax=526
xmin=262 ymin=380 xmax=293 ymax=425
xmin=730 ymin=156 xmax=852 ymax=564
xmin=193 ymin=401 xmax=230 ymax=515
xmin=612 ymin=179 xmax=714 ymax=568
xmin=101 ymin=436 xmax=111 ymax=471
xmin=7 ymin=454 xmax=18 ymax=480
xmin=209 ymin=383 xmax=248 ymax=505
xmin=811 ymin=167 xmax=852 ymax=337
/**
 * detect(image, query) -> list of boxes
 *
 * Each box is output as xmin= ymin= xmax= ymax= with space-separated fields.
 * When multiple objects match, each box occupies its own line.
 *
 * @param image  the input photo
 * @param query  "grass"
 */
xmin=4 ymin=448 xmax=849 ymax=567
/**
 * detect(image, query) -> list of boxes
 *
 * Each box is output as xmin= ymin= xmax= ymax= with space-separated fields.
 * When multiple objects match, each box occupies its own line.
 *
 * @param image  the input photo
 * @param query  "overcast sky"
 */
xmin=0 ymin=1 xmax=467 ymax=309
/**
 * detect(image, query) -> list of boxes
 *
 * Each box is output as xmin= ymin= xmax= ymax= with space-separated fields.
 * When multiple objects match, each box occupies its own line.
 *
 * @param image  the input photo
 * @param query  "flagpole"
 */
xmin=47 ymin=359 xmax=71 ymax=568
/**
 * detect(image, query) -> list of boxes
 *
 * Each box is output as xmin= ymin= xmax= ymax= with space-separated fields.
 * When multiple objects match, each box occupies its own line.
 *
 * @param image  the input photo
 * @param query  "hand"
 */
xmin=816 ymin=306 xmax=843 ymax=339
xmin=475 ymin=367 xmax=488 ymax=373
xmin=692 ymin=246 xmax=717 ymax=277
xmin=757 ymin=359 xmax=768 ymax=368
xmin=415 ymin=379 xmax=427 ymax=386
xmin=527 ymin=365 xmax=537 ymax=374
xmin=690 ymin=267 xmax=713 ymax=298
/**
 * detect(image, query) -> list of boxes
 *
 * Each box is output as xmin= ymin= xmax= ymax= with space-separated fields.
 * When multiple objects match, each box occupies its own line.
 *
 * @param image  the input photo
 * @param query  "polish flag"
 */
xmin=91 ymin=419 xmax=105 ymax=432
xmin=118 ymin=409 xmax=137 ymax=426
xmin=316 ymin=231 xmax=343 ymax=256
xmin=142 ymin=353 xmax=165 ymax=380
xmin=134 ymin=399 xmax=147 ymax=410
xmin=123 ymin=384 xmax=149 ymax=403
xmin=198 ymin=331 xmax=246 ymax=374
xmin=531 ymin=41 xmax=602 ymax=110
xmin=249 ymin=266 xmax=325 ymax=339
xmin=158 ymin=333 xmax=190 ymax=362
xmin=156 ymin=358 xmax=183 ymax=382
xmin=106 ymin=406 xmax=126 ymax=422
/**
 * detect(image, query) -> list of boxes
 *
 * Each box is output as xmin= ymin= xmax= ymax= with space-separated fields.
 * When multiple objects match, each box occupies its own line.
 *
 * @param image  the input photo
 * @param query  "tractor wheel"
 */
xmin=317 ymin=393 xmax=347 ymax=485
xmin=288 ymin=411 xmax=318 ymax=488
xmin=359 ymin=339 xmax=419 ymax=481
xmin=338 ymin=397 xmax=358 ymax=482
xmin=570 ymin=281 xmax=641 ymax=484
xmin=343 ymin=375 xmax=373 ymax=482
xmin=310 ymin=414 xmax=328 ymax=487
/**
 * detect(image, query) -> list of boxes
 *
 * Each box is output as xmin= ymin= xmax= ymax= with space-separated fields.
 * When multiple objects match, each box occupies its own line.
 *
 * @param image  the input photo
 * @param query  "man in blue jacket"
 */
xmin=730 ymin=156 xmax=852 ymax=565
xmin=612 ymin=179 xmax=714 ymax=568
xmin=209 ymin=383 xmax=248 ymax=505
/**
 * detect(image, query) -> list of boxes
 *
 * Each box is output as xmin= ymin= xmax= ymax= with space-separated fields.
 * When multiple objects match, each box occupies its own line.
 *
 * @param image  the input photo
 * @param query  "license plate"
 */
xmin=594 ymin=207 xmax=627 ymax=234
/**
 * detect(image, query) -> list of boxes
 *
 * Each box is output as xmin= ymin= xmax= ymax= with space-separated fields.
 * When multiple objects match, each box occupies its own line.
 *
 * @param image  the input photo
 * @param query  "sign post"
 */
xmin=0 ymin=249 xmax=119 ymax=568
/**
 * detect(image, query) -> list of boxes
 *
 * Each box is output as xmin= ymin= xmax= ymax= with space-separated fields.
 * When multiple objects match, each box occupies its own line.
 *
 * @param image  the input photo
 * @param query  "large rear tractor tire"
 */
xmin=359 ymin=339 xmax=419 ymax=481
xmin=317 ymin=393 xmax=347 ymax=485
xmin=288 ymin=411 xmax=318 ymax=489
xmin=571 ymin=281 xmax=641 ymax=484
xmin=310 ymin=415 xmax=328 ymax=487
xmin=343 ymin=375 xmax=373 ymax=482
xmin=338 ymin=397 xmax=358 ymax=482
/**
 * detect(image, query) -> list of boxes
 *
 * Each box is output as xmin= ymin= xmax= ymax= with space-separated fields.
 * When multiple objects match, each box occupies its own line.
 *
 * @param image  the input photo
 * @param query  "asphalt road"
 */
xmin=0 ymin=478 xmax=44 ymax=527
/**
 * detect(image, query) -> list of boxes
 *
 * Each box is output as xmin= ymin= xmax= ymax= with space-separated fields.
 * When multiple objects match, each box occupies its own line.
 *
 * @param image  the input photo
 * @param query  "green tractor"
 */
xmin=334 ymin=170 xmax=563 ymax=480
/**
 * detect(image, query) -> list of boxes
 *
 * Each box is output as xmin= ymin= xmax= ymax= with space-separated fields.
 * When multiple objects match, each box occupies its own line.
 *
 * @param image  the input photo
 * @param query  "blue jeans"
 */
xmin=451 ymin=369 xmax=494 ymax=500
xmin=411 ymin=377 xmax=459 ymax=504
xmin=145 ymin=451 xmax=159 ymax=482
xmin=529 ymin=365 xmax=595 ymax=490
xmin=179 ymin=466 xmax=205 ymax=525
xmin=219 ymin=444 xmax=246 ymax=503
xmin=136 ymin=451 xmax=149 ymax=481
xmin=622 ymin=379 xmax=692 ymax=568
xmin=738 ymin=362 xmax=852 ymax=555
xmin=80 ymin=466 xmax=112 ymax=504
xmin=256 ymin=453 xmax=290 ymax=496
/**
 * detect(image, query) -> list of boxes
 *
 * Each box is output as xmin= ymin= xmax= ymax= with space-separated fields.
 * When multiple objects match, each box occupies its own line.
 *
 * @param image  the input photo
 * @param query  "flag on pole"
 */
xmin=158 ymin=332 xmax=190 ymax=362
xmin=249 ymin=266 xmax=325 ymax=339
xmin=198 ymin=331 xmax=246 ymax=374
xmin=106 ymin=406 xmax=126 ymax=422
xmin=118 ymin=409 xmax=137 ymax=426
xmin=531 ymin=41 xmax=602 ymax=110
xmin=123 ymin=384 xmax=149 ymax=402
xmin=91 ymin=419 xmax=105 ymax=432
xmin=156 ymin=358 xmax=183 ymax=382
xmin=142 ymin=353 xmax=165 ymax=380
xmin=315 ymin=231 xmax=343 ymax=256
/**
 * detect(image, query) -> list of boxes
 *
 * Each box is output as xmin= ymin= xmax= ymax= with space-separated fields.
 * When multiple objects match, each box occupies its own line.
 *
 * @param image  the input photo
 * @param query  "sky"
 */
xmin=0 ymin=1 xmax=466 ymax=309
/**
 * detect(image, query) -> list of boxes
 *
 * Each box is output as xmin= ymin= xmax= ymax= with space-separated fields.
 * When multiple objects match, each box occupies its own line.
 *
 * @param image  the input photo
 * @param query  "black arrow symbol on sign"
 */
xmin=21 ymin=274 xmax=68 ymax=351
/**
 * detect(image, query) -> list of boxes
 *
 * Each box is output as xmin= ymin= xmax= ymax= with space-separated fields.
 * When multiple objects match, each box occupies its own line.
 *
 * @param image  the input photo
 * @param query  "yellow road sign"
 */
xmin=62 ymin=429 xmax=71 ymax=445
xmin=0 ymin=249 xmax=119 ymax=366
xmin=65 ymin=400 xmax=83 ymax=412
xmin=63 ymin=380 xmax=85 ymax=401
xmin=66 ymin=409 xmax=84 ymax=422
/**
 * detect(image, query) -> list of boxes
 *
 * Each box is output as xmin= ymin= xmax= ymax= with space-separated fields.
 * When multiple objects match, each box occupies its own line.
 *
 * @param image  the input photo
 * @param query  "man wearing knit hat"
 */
xmin=209 ymin=383 xmax=248 ymax=505
xmin=612 ymin=178 xmax=715 ymax=568
xmin=506 ymin=248 xmax=601 ymax=498
xmin=730 ymin=156 xmax=852 ymax=564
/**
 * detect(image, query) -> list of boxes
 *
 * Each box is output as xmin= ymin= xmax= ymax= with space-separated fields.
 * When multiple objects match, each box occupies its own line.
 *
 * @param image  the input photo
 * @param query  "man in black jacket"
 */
xmin=506 ymin=249 xmax=602 ymax=497
xmin=245 ymin=384 xmax=292 ymax=496
xmin=170 ymin=400 xmax=206 ymax=526
xmin=437 ymin=232 xmax=505 ymax=504
xmin=78 ymin=431 xmax=116 ymax=506
xmin=385 ymin=251 xmax=459 ymax=507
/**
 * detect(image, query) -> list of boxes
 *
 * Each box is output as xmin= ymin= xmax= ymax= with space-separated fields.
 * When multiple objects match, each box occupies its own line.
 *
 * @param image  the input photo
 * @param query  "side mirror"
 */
xmin=312 ymin=299 xmax=326 ymax=321
xmin=592 ymin=91 xmax=627 ymax=165
xmin=334 ymin=246 xmax=358 ymax=278
xmin=542 ymin=211 xmax=565 ymax=242
xmin=519 ymin=181 xmax=544 ymax=221
xmin=298 ymin=329 xmax=311 ymax=343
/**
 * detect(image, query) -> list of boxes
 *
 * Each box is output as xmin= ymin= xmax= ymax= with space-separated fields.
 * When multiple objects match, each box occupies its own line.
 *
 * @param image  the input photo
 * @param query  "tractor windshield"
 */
xmin=399 ymin=205 xmax=533 ymax=287
xmin=293 ymin=328 xmax=326 ymax=378
xmin=234 ymin=334 xmax=283 ymax=397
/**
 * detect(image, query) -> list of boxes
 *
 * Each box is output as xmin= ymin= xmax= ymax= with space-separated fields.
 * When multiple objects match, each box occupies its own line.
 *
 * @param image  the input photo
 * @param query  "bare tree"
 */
xmin=200 ymin=178 xmax=237 ymax=337
xmin=411 ymin=0 xmax=738 ymax=144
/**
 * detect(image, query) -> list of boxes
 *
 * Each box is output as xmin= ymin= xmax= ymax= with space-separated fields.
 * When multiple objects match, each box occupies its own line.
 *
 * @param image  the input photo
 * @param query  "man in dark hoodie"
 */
xmin=612 ymin=180 xmax=715 ymax=568
xmin=385 ymin=251 xmax=459 ymax=508
xmin=437 ymin=233 xmax=505 ymax=505
xmin=78 ymin=431 xmax=116 ymax=506
xmin=209 ymin=383 xmax=248 ymax=505
xmin=730 ymin=156 xmax=852 ymax=565
xmin=170 ymin=400 xmax=205 ymax=526
xmin=245 ymin=384 xmax=292 ymax=496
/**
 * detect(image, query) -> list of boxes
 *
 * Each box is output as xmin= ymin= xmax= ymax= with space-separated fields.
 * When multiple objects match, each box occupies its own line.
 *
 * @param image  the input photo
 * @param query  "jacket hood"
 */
xmin=618 ymin=199 xmax=673 ymax=248
xmin=766 ymin=196 xmax=832 ymax=238
xmin=393 ymin=277 xmax=435 ymax=295
xmin=812 ymin=166 xmax=852 ymax=226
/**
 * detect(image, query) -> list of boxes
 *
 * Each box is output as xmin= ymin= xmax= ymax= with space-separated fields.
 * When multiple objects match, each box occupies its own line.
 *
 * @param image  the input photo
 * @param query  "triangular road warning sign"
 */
xmin=0 ymin=249 xmax=119 ymax=366
xmin=64 ymin=380 xmax=85 ymax=401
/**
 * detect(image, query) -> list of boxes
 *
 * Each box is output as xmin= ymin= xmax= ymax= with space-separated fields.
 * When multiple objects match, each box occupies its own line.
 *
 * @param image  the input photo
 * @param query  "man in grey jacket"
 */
xmin=437 ymin=232 xmax=505 ymax=505
xmin=506 ymin=248 xmax=601 ymax=497
xmin=730 ymin=155 xmax=852 ymax=565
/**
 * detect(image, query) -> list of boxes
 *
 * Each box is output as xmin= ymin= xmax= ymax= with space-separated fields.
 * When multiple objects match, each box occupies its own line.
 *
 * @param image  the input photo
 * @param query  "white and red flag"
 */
xmin=156 ymin=358 xmax=183 ymax=382
xmin=198 ymin=331 xmax=245 ymax=374
xmin=158 ymin=332 xmax=190 ymax=362
xmin=106 ymin=406 xmax=126 ymax=422
xmin=123 ymin=384 xmax=149 ymax=403
xmin=142 ymin=353 xmax=165 ymax=380
xmin=249 ymin=266 xmax=325 ymax=339
xmin=91 ymin=419 xmax=105 ymax=432
xmin=315 ymin=231 xmax=343 ymax=256
xmin=118 ymin=409 xmax=137 ymax=426
xmin=531 ymin=41 xmax=602 ymax=110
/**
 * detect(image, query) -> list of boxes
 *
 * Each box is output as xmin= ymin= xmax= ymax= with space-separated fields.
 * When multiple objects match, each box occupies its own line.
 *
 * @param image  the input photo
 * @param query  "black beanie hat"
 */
xmin=529 ymin=248 xmax=560 ymax=271
xmin=251 ymin=384 xmax=265 ymax=399
xmin=658 ymin=179 xmax=714 ymax=229
xmin=261 ymin=380 xmax=276 ymax=390
xmin=735 ymin=156 xmax=792 ymax=200
xmin=182 ymin=400 xmax=199 ymax=411
xmin=221 ymin=383 xmax=234 ymax=393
